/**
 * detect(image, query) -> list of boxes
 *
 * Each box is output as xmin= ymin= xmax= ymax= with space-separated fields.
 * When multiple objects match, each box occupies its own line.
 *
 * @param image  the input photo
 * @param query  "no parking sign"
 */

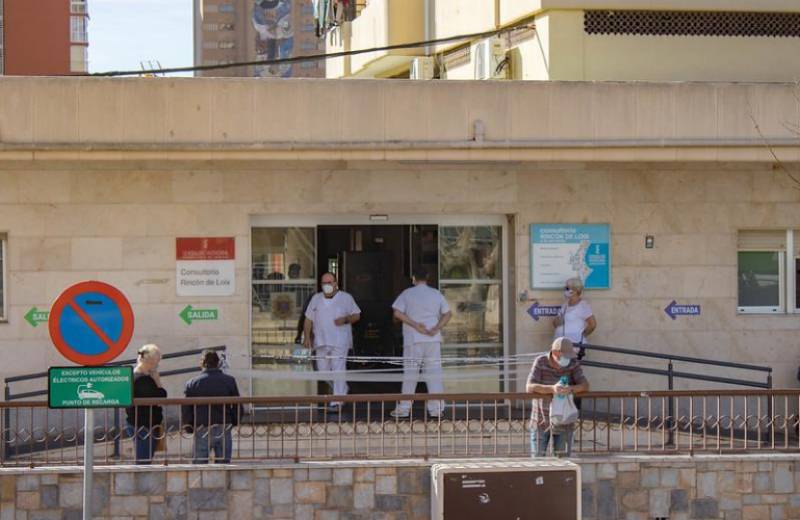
xmin=48 ymin=281 xmax=134 ymax=366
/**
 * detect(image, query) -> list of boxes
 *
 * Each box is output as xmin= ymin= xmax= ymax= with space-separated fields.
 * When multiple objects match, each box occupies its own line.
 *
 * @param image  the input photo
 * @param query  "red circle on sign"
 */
xmin=48 ymin=281 xmax=135 ymax=366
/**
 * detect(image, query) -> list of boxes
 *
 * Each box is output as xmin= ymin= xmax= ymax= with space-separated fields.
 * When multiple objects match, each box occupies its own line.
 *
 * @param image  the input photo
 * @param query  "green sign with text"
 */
xmin=179 ymin=305 xmax=219 ymax=325
xmin=48 ymin=366 xmax=133 ymax=409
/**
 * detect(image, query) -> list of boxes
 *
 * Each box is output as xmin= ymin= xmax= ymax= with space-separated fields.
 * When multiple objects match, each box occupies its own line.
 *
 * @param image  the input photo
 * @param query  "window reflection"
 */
xmin=252 ymin=227 xmax=316 ymax=397
xmin=440 ymin=226 xmax=501 ymax=280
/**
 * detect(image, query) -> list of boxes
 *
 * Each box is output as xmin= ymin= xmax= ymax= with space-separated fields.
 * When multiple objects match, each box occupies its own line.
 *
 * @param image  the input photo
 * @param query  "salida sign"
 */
xmin=176 ymin=237 xmax=235 ymax=296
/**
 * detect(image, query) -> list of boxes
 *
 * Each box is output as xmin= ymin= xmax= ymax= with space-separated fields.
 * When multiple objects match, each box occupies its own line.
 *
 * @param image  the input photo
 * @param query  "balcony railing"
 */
xmin=2 ymin=390 xmax=799 ymax=467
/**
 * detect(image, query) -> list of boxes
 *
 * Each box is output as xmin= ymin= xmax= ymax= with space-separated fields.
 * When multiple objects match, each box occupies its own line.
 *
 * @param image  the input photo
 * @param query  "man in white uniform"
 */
xmin=303 ymin=272 xmax=361 ymax=412
xmin=390 ymin=267 xmax=452 ymax=418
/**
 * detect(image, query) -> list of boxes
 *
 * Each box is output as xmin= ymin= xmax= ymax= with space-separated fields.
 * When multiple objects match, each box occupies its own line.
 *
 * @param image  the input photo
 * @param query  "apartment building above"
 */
xmin=326 ymin=0 xmax=800 ymax=81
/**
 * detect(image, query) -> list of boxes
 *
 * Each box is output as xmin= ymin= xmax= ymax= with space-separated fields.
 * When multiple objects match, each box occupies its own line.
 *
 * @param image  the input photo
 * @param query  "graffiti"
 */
xmin=252 ymin=0 xmax=294 ymax=77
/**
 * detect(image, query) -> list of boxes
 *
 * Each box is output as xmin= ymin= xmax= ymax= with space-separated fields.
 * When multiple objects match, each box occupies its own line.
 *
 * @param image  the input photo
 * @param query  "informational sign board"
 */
xmin=530 ymin=224 xmax=611 ymax=289
xmin=48 ymin=366 xmax=133 ymax=409
xmin=48 ymin=281 xmax=135 ymax=366
xmin=176 ymin=237 xmax=236 ymax=296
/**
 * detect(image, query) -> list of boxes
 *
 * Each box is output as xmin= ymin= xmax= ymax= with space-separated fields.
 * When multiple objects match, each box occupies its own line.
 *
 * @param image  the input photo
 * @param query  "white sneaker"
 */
xmin=390 ymin=409 xmax=410 ymax=418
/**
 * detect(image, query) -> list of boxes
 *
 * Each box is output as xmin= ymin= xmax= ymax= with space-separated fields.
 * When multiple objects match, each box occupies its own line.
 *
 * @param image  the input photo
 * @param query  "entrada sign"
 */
xmin=664 ymin=300 xmax=701 ymax=320
xmin=48 ymin=366 xmax=133 ymax=409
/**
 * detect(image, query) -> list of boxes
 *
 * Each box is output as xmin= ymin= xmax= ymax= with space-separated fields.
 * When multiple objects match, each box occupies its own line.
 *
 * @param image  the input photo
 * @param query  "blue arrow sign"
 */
xmin=665 ymin=300 xmax=701 ymax=320
xmin=527 ymin=302 xmax=561 ymax=321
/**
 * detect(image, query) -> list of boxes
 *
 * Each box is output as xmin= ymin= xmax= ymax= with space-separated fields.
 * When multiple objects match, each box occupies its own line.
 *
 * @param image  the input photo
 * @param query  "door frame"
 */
xmin=248 ymin=214 xmax=511 ymax=397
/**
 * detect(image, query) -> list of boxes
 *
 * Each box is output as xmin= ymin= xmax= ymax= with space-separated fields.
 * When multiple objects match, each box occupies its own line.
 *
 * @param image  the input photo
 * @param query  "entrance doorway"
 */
xmin=250 ymin=216 xmax=506 ymax=399
xmin=317 ymin=224 xmax=438 ymax=394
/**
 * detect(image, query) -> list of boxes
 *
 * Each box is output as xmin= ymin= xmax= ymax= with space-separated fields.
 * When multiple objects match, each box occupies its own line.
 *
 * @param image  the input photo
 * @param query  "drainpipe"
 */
xmin=423 ymin=0 xmax=432 ymax=56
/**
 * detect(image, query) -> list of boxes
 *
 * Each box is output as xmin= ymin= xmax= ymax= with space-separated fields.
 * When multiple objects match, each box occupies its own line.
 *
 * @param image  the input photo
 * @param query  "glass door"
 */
xmin=438 ymin=225 xmax=503 ymax=393
xmin=251 ymin=227 xmax=316 ymax=397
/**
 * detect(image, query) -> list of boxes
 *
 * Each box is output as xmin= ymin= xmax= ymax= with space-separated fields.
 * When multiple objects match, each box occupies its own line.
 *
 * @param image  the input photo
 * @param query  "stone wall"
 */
xmin=1 ymin=455 xmax=800 ymax=519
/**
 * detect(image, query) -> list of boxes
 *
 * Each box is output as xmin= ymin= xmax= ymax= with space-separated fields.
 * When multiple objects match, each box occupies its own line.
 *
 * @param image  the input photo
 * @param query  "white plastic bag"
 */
xmin=549 ymin=394 xmax=579 ymax=426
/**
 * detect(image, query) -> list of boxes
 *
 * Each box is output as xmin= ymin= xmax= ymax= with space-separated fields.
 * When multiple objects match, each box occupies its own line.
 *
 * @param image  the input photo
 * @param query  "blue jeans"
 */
xmin=193 ymin=425 xmax=233 ymax=464
xmin=530 ymin=428 xmax=574 ymax=457
xmin=125 ymin=424 xmax=157 ymax=464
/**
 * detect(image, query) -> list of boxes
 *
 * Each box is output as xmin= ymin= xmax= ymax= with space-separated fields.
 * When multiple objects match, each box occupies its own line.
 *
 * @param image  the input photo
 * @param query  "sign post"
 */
xmin=48 ymin=281 xmax=135 ymax=520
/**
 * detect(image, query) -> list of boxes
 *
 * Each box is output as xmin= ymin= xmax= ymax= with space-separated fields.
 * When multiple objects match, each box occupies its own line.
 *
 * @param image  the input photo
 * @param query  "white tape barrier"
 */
xmin=228 ymin=368 xmax=519 ymax=383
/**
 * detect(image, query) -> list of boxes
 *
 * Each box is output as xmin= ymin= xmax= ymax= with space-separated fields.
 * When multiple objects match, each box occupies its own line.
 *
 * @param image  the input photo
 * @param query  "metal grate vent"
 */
xmin=584 ymin=10 xmax=800 ymax=38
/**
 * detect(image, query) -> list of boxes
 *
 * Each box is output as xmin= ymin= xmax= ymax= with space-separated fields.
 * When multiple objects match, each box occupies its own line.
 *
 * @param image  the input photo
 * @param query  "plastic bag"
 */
xmin=549 ymin=394 xmax=579 ymax=426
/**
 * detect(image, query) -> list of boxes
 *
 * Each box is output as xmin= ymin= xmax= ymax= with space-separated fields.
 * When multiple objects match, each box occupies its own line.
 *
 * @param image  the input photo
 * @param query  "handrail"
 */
xmin=580 ymin=360 xmax=770 ymax=389
xmin=3 ymin=389 xmax=798 ymax=409
xmin=581 ymin=343 xmax=772 ymax=373
xmin=4 ymin=345 xmax=227 ymax=385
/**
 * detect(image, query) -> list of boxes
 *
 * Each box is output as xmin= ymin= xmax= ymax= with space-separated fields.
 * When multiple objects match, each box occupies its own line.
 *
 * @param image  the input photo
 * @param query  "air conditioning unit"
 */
xmin=431 ymin=459 xmax=580 ymax=520
xmin=474 ymin=36 xmax=507 ymax=80
xmin=410 ymin=57 xmax=435 ymax=80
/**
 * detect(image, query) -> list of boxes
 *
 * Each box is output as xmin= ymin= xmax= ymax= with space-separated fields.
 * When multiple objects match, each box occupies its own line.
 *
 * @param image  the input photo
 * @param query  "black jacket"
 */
xmin=181 ymin=369 xmax=241 ymax=428
xmin=125 ymin=373 xmax=167 ymax=428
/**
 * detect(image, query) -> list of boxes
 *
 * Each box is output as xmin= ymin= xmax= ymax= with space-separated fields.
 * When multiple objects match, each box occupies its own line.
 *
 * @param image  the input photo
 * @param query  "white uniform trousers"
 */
xmin=396 ymin=342 xmax=445 ymax=415
xmin=315 ymin=345 xmax=349 ymax=405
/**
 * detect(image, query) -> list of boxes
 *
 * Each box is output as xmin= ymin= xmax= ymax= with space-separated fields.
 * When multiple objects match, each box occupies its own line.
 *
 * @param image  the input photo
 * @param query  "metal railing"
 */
xmin=2 ymin=345 xmax=226 ymax=460
xmin=1 ymin=390 xmax=798 ymax=466
xmin=580 ymin=342 xmax=773 ymax=389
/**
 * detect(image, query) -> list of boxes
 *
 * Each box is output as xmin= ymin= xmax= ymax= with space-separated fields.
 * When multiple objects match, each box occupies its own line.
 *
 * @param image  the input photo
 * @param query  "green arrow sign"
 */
xmin=48 ymin=366 xmax=133 ymax=409
xmin=25 ymin=307 xmax=50 ymax=327
xmin=180 ymin=305 xmax=219 ymax=325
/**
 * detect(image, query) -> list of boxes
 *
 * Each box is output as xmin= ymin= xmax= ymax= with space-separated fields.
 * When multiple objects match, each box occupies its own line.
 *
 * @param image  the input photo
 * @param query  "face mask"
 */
xmin=564 ymin=289 xmax=574 ymax=299
xmin=322 ymin=284 xmax=335 ymax=295
xmin=557 ymin=356 xmax=571 ymax=368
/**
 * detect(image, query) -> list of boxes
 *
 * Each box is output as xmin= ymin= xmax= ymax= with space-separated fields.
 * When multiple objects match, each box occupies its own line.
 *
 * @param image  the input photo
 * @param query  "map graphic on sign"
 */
xmin=530 ymin=224 xmax=611 ymax=289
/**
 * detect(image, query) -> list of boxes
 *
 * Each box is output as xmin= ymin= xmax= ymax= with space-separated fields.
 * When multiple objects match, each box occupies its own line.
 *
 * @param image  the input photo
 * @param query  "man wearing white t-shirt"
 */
xmin=303 ymin=272 xmax=361 ymax=412
xmin=553 ymin=277 xmax=597 ymax=346
xmin=390 ymin=267 xmax=452 ymax=418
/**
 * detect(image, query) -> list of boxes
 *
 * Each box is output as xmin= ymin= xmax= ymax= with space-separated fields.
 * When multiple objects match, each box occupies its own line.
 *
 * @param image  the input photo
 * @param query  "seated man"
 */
xmin=526 ymin=337 xmax=590 ymax=457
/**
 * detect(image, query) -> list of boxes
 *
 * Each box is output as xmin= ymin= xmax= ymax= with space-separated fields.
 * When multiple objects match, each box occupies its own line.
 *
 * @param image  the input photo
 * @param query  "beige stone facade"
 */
xmin=0 ymin=78 xmax=798 ymax=397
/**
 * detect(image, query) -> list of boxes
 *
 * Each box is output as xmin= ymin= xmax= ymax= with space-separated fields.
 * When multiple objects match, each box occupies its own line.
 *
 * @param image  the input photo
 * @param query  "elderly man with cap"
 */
xmin=526 ymin=337 xmax=590 ymax=457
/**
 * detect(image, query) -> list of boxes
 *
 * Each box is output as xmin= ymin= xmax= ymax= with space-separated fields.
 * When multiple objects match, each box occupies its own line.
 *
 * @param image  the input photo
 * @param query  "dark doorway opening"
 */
xmin=316 ymin=224 xmax=438 ymax=395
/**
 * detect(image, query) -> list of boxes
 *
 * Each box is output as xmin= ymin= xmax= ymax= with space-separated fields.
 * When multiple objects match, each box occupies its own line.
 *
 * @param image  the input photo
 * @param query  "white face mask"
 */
xmin=322 ymin=284 xmax=335 ymax=295
xmin=564 ymin=289 xmax=575 ymax=299
xmin=557 ymin=356 xmax=571 ymax=368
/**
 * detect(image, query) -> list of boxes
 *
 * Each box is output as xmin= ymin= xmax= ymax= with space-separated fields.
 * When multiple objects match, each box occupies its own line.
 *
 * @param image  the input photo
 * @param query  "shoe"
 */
xmin=390 ymin=409 xmax=410 ymax=419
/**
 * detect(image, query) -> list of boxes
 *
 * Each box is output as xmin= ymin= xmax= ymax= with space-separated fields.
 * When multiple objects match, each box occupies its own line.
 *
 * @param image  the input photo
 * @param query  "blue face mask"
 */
xmin=557 ymin=356 xmax=571 ymax=368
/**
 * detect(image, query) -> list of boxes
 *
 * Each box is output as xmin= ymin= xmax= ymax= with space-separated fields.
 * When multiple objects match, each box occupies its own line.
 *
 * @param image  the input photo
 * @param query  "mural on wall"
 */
xmin=252 ymin=0 xmax=294 ymax=77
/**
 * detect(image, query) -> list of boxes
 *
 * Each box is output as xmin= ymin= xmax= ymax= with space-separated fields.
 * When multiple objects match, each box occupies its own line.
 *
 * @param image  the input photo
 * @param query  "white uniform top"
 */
xmin=305 ymin=291 xmax=361 ymax=349
xmin=554 ymin=299 xmax=593 ymax=344
xmin=392 ymin=283 xmax=451 ymax=346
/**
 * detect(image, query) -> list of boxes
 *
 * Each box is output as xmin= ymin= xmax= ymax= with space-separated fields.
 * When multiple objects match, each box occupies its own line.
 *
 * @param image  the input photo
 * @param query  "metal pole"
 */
xmin=767 ymin=373 xmax=773 ymax=446
xmin=667 ymin=360 xmax=675 ymax=447
xmin=113 ymin=410 xmax=120 ymax=459
xmin=2 ymin=384 xmax=9 ymax=463
xmin=83 ymin=409 xmax=93 ymax=520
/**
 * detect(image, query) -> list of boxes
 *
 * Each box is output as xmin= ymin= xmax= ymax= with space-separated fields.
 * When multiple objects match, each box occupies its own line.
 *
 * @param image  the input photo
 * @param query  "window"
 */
xmin=251 ymin=227 xmax=316 ymax=397
xmin=218 ymin=4 xmax=235 ymax=13
xmin=70 ymin=16 xmax=87 ymax=43
xmin=70 ymin=45 xmax=87 ymax=73
xmin=70 ymin=0 xmax=87 ymax=14
xmin=439 ymin=225 xmax=503 ymax=393
xmin=737 ymin=230 xmax=798 ymax=314
xmin=0 ymin=233 xmax=6 ymax=322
